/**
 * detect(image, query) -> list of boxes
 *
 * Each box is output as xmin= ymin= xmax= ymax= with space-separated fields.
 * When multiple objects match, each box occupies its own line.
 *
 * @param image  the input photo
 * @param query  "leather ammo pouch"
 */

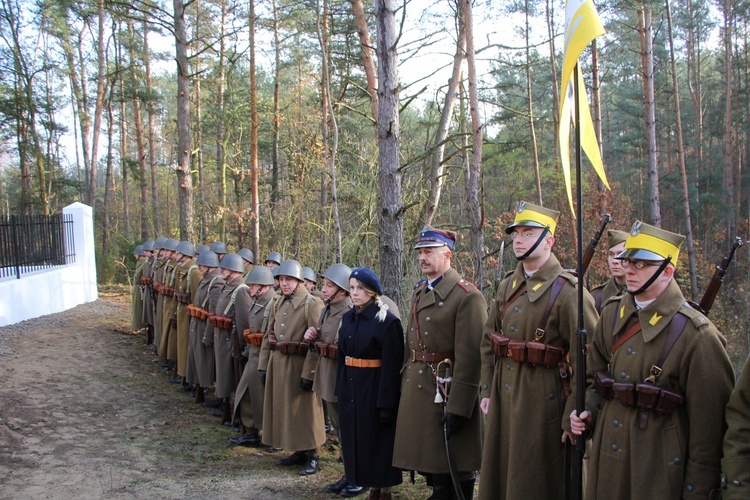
xmin=187 ymin=304 xmax=198 ymax=317
xmin=613 ymin=382 xmax=636 ymax=407
xmin=315 ymin=341 xmax=338 ymax=360
xmin=655 ymin=387 xmax=684 ymax=415
xmin=210 ymin=315 xmax=233 ymax=329
xmin=489 ymin=332 xmax=510 ymax=357
xmin=508 ymin=339 xmax=528 ymax=363
xmin=243 ymin=329 xmax=264 ymax=346
xmin=141 ymin=276 xmax=153 ymax=285
xmin=276 ymin=342 xmax=308 ymax=355
xmin=526 ymin=341 xmax=564 ymax=367
xmin=593 ymin=369 xmax=615 ymax=401
xmin=175 ymin=292 xmax=191 ymax=304
xmin=635 ymin=383 xmax=661 ymax=412
xmin=164 ymin=287 xmax=175 ymax=297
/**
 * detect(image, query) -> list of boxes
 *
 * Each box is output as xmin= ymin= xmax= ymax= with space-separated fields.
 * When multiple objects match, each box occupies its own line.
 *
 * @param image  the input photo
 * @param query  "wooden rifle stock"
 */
xmin=581 ymin=214 xmax=612 ymax=274
xmin=696 ymin=236 xmax=743 ymax=315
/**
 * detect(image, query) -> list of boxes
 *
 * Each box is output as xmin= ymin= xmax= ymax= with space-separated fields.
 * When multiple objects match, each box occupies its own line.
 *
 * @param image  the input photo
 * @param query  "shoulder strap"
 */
xmin=610 ymin=321 xmax=642 ymax=356
xmin=594 ymin=287 xmax=603 ymax=312
xmin=535 ymin=276 xmax=567 ymax=340
xmin=502 ymin=281 xmax=527 ymax=317
xmin=186 ymin=265 xmax=198 ymax=288
xmin=168 ymin=264 xmax=179 ymax=286
xmin=222 ymin=283 xmax=249 ymax=316
xmin=647 ymin=312 xmax=688 ymax=383
xmin=201 ymin=276 xmax=220 ymax=309
xmin=260 ymin=297 xmax=276 ymax=333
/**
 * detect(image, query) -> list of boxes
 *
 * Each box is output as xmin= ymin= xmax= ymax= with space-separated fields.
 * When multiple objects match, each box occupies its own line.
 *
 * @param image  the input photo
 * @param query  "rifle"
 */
xmin=693 ymin=236 xmax=743 ymax=315
xmin=581 ymin=213 xmax=612 ymax=274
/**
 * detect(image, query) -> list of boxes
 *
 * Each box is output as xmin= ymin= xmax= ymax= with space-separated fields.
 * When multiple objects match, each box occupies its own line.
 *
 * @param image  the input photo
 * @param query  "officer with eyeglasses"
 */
xmin=569 ymin=221 xmax=734 ymax=500
xmin=478 ymin=201 xmax=597 ymax=500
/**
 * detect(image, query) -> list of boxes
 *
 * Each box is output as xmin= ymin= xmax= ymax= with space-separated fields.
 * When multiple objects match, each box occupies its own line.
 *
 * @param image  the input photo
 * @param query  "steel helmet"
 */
xmin=210 ymin=241 xmax=228 ymax=254
xmin=238 ymin=248 xmax=255 ymax=265
xmin=302 ymin=266 xmax=317 ymax=284
xmin=220 ymin=253 xmax=245 ymax=273
xmin=196 ymin=244 xmax=210 ymax=255
xmin=272 ymin=267 xmax=280 ymax=278
xmin=245 ymin=265 xmax=275 ymax=286
xmin=143 ymin=240 xmax=155 ymax=252
xmin=196 ymin=250 xmax=220 ymax=268
xmin=265 ymin=252 xmax=282 ymax=266
xmin=134 ymin=244 xmax=145 ymax=257
xmin=321 ymin=263 xmax=352 ymax=291
xmin=154 ymin=237 xmax=168 ymax=250
xmin=164 ymin=238 xmax=179 ymax=251
xmin=276 ymin=259 xmax=303 ymax=281
xmin=175 ymin=241 xmax=195 ymax=258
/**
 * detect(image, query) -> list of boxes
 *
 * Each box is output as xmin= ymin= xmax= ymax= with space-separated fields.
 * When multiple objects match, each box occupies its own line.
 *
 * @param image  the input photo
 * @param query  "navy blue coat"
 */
xmin=336 ymin=300 xmax=404 ymax=488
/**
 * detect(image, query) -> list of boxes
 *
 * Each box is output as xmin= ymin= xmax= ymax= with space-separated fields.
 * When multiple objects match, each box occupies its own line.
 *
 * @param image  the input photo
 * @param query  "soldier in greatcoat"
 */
xmin=229 ymin=265 xmax=276 ymax=447
xmin=211 ymin=253 xmax=248 ymax=424
xmin=478 ymin=202 xmax=598 ymax=500
xmin=301 ymin=264 xmax=359 ymax=495
xmin=238 ymin=247 xmax=255 ymax=279
xmin=393 ymin=227 xmax=487 ymax=499
xmin=140 ymin=239 xmax=157 ymax=346
xmin=258 ymin=259 xmax=325 ymax=475
xmin=302 ymin=266 xmax=325 ymax=300
xmin=159 ymin=238 xmax=180 ymax=373
xmin=721 ymin=355 xmax=750 ymax=500
xmin=152 ymin=238 xmax=170 ymax=359
xmin=173 ymin=242 xmax=201 ymax=388
xmin=569 ymin=221 xmax=734 ymax=499
xmin=131 ymin=244 xmax=147 ymax=333
xmin=186 ymin=250 xmax=224 ymax=404
xmin=590 ymin=229 xmax=628 ymax=313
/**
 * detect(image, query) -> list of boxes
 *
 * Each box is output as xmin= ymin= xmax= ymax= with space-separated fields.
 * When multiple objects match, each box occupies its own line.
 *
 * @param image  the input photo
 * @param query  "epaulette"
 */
xmin=414 ymin=278 xmax=427 ymax=290
xmin=559 ymin=270 xmax=579 ymax=285
xmin=457 ymin=279 xmax=478 ymax=293
xmin=680 ymin=302 xmax=712 ymax=329
xmin=503 ymin=270 xmax=514 ymax=279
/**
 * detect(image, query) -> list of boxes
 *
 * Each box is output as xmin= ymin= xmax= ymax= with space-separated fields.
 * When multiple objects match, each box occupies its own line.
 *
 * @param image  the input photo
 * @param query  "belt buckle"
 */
xmin=411 ymin=350 xmax=417 ymax=362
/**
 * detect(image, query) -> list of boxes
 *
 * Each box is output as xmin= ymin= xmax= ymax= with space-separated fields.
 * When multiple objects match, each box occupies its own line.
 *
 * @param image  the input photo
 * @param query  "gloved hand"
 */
xmin=379 ymin=409 xmax=395 ymax=428
xmin=239 ymin=351 xmax=248 ymax=363
xmin=300 ymin=378 xmax=313 ymax=392
xmin=259 ymin=370 xmax=267 ymax=386
xmin=202 ymin=336 xmax=213 ymax=348
xmin=440 ymin=412 xmax=468 ymax=440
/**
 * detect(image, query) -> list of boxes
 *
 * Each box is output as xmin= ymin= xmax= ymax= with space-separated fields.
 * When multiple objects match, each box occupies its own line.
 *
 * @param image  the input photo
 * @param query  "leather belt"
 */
xmin=410 ymin=350 xmax=454 ymax=363
xmin=345 ymin=356 xmax=382 ymax=368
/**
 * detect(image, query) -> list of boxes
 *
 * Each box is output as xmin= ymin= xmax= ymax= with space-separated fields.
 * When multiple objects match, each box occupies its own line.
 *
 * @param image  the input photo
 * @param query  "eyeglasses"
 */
xmin=510 ymin=231 xmax=540 ymax=241
xmin=619 ymin=258 xmax=662 ymax=270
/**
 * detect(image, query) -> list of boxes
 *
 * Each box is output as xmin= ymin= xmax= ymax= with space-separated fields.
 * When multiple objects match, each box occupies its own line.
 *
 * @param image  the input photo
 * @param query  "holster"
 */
xmin=613 ymin=382 xmax=636 ymax=408
xmin=594 ymin=369 xmax=615 ymax=402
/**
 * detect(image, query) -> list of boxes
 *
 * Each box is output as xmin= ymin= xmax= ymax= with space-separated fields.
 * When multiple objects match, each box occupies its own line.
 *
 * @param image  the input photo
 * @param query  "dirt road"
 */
xmin=0 ymin=289 xmax=429 ymax=499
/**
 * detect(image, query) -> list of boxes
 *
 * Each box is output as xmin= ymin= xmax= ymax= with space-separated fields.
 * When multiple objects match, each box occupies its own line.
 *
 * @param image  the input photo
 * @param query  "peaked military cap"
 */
xmin=414 ymin=226 xmax=456 ymax=249
xmin=505 ymin=201 xmax=560 ymax=235
xmin=617 ymin=221 xmax=684 ymax=265
xmin=607 ymin=229 xmax=629 ymax=249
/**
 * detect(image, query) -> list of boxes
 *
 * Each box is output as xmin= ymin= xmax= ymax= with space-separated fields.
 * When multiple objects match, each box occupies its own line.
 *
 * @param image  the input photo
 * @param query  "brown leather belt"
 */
xmin=271 ymin=341 xmax=309 ymax=355
xmin=410 ymin=350 xmax=454 ymax=363
xmin=489 ymin=332 xmax=565 ymax=368
xmin=315 ymin=342 xmax=339 ymax=360
xmin=345 ymin=356 xmax=382 ymax=368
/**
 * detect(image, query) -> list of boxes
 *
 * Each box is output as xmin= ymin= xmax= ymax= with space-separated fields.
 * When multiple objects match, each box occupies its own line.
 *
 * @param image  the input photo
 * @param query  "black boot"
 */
xmin=146 ymin=326 xmax=154 ymax=346
xmin=194 ymin=385 xmax=205 ymax=404
xmin=427 ymin=474 xmax=453 ymax=500
xmin=458 ymin=476 xmax=476 ymax=500
xmin=325 ymin=475 xmax=349 ymax=494
xmin=220 ymin=399 xmax=231 ymax=425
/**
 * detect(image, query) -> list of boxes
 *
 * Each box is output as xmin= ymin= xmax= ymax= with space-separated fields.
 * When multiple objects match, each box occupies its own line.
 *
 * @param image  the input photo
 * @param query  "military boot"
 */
xmin=194 ymin=385 xmax=205 ymax=404
xmin=427 ymin=474 xmax=452 ymax=500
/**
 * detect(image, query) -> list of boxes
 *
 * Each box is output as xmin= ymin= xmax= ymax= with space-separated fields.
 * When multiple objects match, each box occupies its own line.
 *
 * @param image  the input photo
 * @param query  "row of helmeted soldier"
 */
xmin=129 ymin=201 xmax=750 ymax=500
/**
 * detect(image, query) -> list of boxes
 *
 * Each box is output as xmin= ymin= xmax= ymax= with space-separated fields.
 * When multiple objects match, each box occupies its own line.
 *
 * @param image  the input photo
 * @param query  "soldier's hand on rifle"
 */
xmin=379 ymin=409 xmax=395 ymax=428
xmin=564 ymin=409 xmax=592 ymax=445
xmin=259 ymin=370 xmax=267 ymax=386
xmin=300 ymin=378 xmax=313 ymax=392
xmin=303 ymin=327 xmax=318 ymax=342
xmin=441 ymin=412 xmax=468 ymax=440
xmin=480 ymin=397 xmax=490 ymax=415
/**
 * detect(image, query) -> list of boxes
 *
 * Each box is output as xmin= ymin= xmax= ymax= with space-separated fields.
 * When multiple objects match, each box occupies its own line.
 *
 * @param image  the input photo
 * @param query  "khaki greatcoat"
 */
xmin=153 ymin=257 xmax=168 ymax=356
xmin=722 ymin=355 xmax=750 ymax=500
xmin=312 ymin=297 xmax=353 ymax=402
xmin=141 ymin=256 xmax=156 ymax=326
xmin=159 ymin=259 xmax=179 ymax=363
xmin=591 ymin=277 xmax=625 ymax=313
xmin=131 ymin=258 xmax=146 ymax=331
xmin=584 ymin=279 xmax=733 ymax=500
xmin=213 ymin=276 xmax=247 ymax=399
xmin=478 ymin=254 xmax=597 ymax=500
xmin=174 ymin=259 xmax=201 ymax=377
xmin=232 ymin=287 xmax=276 ymax=429
xmin=392 ymin=268 xmax=487 ymax=474
xmin=186 ymin=269 xmax=224 ymax=387
xmin=259 ymin=284 xmax=325 ymax=451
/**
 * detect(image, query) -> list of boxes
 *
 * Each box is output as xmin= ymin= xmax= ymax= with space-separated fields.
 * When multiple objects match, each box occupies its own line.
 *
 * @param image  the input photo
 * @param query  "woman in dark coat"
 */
xmin=336 ymin=268 xmax=404 ymax=500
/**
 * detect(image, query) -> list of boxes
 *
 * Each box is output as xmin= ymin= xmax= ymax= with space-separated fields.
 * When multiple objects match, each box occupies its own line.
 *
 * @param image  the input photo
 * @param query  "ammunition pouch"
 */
xmin=187 ymin=305 xmax=209 ymax=319
xmin=272 ymin=341 xmax=309 ymax=355
xmin=209 ymin=314 xmax=233 ymax=329
xmin=163 ymin=287 xmax=175 ymax=297
xmin=243 ymin=329 xmax=265 ymax=347
xmin=593 ymin=371 xmax=685 ymax=422
xmin=175 ymin=291 xmax=191 ymax=304
xmin=315 ymin=341 xmax=338 ymax=360
xmin=154 ymin=283 xmax=163 ymax=294
xmin=489 ymin=332 xmax=565 ymax=368
xmin=141 ymin=276 xmax=153 ymax=286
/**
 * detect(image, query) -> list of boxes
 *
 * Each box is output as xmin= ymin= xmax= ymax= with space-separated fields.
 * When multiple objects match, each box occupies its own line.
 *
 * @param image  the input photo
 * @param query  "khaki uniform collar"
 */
xmin=415 ymin=268 xmax=460 ymax=312
xmin=328 ymin=296 xmax=353 ymax=315
xmin=284 ymin=284 xmax=310 ymax=309
xmin=612 ymin=279 xmax=685 ymax=342
xmin=508 ymin=253 xmax=563 ymax=303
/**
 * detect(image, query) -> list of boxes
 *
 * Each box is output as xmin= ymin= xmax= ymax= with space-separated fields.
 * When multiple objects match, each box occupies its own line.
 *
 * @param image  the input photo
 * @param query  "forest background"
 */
xmin=2 ymin=0 xmax=749 ymax=368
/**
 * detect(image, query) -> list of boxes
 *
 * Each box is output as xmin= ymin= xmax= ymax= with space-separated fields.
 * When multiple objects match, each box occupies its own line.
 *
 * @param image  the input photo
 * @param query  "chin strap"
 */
xmin=627 ymin=258 xmax=671 ymax=296
xmin=516 ymin=226 xmax=550 ymax=261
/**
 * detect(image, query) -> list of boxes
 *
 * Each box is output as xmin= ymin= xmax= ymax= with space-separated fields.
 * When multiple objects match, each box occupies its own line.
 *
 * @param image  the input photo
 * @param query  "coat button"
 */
xmin=673 ymin=457 xmax=681 ymax=465
xmin=514 ymin=306 xmax=519 ymax=313
xmin=733 ymin=480 xmax=741 ymax=486
xmin=281 ymin=323 xmax=285 ymax=328
xmin=482 ymin=384 xmax=488 ymax=390
xmin=426 ymin=317 xmax=431 ymax=321
xmin=620 ymin=371 xmax=627 ymax=379
xmin=504 ymin=384 xmax=509 ymax=390
xmin=547 ymin=393 xmax=555 ymax=399
xmin=506 ymin=364 xmax=511 ymax=371
xmin=686 ymin=485 xmax=693 ymax=493
xmin=611 ymin=444 xmax=618 ymax=452
xmin=626 ymin=348 xmax=633 ymax=354
xmin=509 ymin=326 xmax=516 ymax=332
xmin=613 ymin=420 xmax=619 ymax=427
xmin=279 ymin=334 xmax=284 ymax=339
xmin=418 ymin=370 xmax=423 ymax=375
xmin=438 ymin=302 xmax=444 ymax=307
xmin=424 ymin=332 xmax=429 ymax=336
xmin=418 ymin=385 xmax=422 ymax=389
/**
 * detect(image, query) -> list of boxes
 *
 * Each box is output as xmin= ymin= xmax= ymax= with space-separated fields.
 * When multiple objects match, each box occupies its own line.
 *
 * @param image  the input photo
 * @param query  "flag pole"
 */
xmin=572 ymin=61 xmax=586 ymax=500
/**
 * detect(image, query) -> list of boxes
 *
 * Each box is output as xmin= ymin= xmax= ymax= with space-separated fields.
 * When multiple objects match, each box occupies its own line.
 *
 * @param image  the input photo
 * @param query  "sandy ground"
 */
xmin=0 ymin=288 xmax=432 ymax=500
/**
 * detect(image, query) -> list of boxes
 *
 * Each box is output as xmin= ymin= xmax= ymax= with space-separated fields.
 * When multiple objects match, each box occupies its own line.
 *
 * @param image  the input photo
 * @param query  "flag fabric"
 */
xmin=559 ymin=0 xmax=609 ymax=215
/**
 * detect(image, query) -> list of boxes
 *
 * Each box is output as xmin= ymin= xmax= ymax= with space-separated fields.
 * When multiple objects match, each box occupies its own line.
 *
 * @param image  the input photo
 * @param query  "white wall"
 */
xmin=0 ymin=202 xmax=98 ymax=327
